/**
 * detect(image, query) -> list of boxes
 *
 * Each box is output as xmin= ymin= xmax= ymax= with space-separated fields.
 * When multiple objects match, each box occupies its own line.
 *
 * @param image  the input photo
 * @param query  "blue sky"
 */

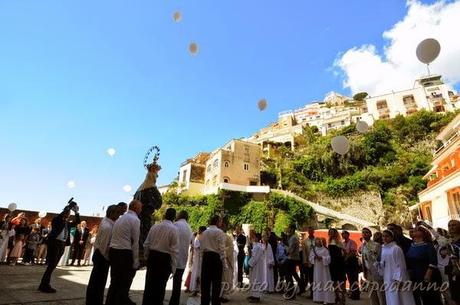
xmin=0 ymin=0 xmax=448 ymax=215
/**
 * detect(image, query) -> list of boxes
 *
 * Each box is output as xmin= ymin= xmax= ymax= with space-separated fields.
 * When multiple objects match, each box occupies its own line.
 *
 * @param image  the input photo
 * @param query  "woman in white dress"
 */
xmin=248 ymin=232 xmax=265 ymax=303
xmin=263 ymin=236 xmax=275 ymax=293
xmin=0 ymin=214 xmax=12 ymax=262
xmin=379 ymin=229 xmax=415 ymax=305
xmin=190 ymin=226 xmax=206 ymax=296
xmin=309 ymin=238 xmax=335 ymax=305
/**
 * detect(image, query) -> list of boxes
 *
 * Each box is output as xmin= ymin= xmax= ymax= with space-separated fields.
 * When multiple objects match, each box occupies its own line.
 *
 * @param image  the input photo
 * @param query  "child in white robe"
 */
xmin=379 ymin=230 xmax=415 ymax=305
xmin=264 ymin=241 xmax=275 ymax=293
xmin=248 ymin=232 xmax=265 ymax=303
xmin=309 ymin=238 xmax=335 ymax=305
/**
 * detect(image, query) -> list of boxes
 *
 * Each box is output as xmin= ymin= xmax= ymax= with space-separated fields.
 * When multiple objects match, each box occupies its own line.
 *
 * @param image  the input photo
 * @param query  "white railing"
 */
xmin=434 ymin=131 xmax=460 ymax=156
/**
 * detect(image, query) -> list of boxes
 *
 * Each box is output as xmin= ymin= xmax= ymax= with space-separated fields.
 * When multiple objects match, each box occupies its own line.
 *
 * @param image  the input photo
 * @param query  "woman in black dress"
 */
xmin=328 ymin=228 xmax=346 ymax=305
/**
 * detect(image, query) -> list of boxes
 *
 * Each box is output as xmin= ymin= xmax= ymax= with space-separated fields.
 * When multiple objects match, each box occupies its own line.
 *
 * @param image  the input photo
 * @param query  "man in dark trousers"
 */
xmin=200 ymin=215 xmax=226 ymax=305
xmin=235 ymin=226 xmax=246 ymax=288
xmin=142 ymin=208 xmax=179 ymax=305
xmin=105 ymin=200 xmax=142 ymax=305
xmin=70 ymin=220 xmax=89 ymax=266
xmin=342 ymin=230 xmax=360 ymax=300
xmin=169 ymin=211 xmax=192 ymax=305
xmin=86 ymin=205 xmax=120 ymax=305
xmin=39 ymin=200 xmax=80 ymax=293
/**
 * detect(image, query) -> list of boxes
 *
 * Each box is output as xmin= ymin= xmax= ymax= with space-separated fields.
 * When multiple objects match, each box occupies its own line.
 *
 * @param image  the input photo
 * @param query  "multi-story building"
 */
xmin=245 ymin=115 xmax=303 ymax=156
xmin=411 ymin=113 xmax=460 ymax=228
xmin=324 ymin=91 xmax=352 ymax=106
xmin=204 ymin=139 xmax=265 ymax=194
xmin=177 ymin=140 xmax=269 ymax=195
xmin=277 ymin=102 xmax=372 ymax=136
xmin=177 ymin=152 xmax=210 ymax=195
xmin=366 ymin=75 xmax=458 ymax=120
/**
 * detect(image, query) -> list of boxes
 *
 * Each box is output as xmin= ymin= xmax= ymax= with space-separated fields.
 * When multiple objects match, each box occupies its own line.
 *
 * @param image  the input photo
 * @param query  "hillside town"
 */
xmin=170 ymin=74 xmax=460 ymax=231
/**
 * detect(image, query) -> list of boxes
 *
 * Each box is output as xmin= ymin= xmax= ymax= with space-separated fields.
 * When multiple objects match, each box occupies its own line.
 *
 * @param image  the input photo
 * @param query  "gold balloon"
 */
xmin=173 ymin=11 xmax=182 ymax=23
xmin=258 ymin=99 xmax=267 ymax=111
xmin=189 ymin=42 xmax=198 ymax=55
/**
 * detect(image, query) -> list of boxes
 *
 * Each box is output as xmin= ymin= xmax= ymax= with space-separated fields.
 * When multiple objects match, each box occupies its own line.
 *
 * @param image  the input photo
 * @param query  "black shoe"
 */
xmin=38 ymin=285 xmax=57 ymax=293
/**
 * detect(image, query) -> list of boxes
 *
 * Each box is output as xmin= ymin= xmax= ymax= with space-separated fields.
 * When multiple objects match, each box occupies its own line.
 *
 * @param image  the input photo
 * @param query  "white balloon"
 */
xmin=38 ymin=211 xmax=47 ymax=218
xmin=189 ymin=42 xmax=198 ymax=56
xmin=173 ymin=11 xmax=182 ymax=23
xmin=258 ymin=99 xmax=267 ymax=111
xmin=331 ymin=136 xmax=350 ymax=155
xmin=416 ymin=38 xmax=441 ymax=64
xmin=123 ymin=185 xmax=132 ymax=193
xmin=107 ymin=148 xmax=116 ymax=157
xmin=8 ymin=203 xmax=17 ymax=212
xmin=356 ymin=121 xmax=369 ymax=133
xmin=67 ymin=180 xmax=76 ymax=189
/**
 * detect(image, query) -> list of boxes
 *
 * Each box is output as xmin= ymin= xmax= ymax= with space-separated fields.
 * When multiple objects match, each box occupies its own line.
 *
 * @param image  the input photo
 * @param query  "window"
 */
xmin=244 ymin=163 xmax=249 ymax=171
xmin=223 ymin=176 xmax=230 ymax=183
xmin=341 ymin=120 xmax=345 ymax=126
xmin=182 ymin=170 xmax=187 ymax=183
xmin=207 ymin=165 xmax=211 ymax=172
xmin=421 ymin=202 xmax=432 ymax=222
xmin=376 ymin=100 xmax=388 ymax=110
xmin=449 ymin=188 xmax=460 ymax=216
xmin=224 ymin=161 xmax=229 ymax=168
xmin=213 ymin=159 xmax=219 ymax=168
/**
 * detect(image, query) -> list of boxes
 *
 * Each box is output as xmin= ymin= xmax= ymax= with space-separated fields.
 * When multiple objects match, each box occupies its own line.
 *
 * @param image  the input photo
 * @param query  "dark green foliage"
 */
xmin=261 ymin=110 xmax=457 ymax=210
xmin=160 ymin=191 xmax=314 ymax=233
xmin=353 ymin=92 xmax=368 ymax=101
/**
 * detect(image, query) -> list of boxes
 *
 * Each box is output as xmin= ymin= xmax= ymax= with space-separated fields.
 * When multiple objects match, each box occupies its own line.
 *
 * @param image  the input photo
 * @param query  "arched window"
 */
xmin=224 ymin=161 xmax=230 ymax=168
xmin=223 ymin=176 xmax=230 ymax=183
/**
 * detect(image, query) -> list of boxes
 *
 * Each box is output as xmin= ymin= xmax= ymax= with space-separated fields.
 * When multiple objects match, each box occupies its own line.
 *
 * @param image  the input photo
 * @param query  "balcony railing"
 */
xmin=434 ymin=131 xmax=460 ymax=156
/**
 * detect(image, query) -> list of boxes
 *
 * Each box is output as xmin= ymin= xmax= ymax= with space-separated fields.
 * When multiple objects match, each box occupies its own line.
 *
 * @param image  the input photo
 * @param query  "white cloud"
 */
xmin=334 ymin=0 xmax=460 ymax=96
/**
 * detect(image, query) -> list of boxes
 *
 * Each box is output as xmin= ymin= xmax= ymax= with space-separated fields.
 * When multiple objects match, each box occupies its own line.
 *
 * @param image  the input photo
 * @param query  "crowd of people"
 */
xmin=3 ymin=200 xmax=460 ymax=305
xmin=0 ymin=211 xmax=98 ymax=267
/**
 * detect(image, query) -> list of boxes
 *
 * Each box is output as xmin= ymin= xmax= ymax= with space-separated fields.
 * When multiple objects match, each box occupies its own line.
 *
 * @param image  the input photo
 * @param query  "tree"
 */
xmin=353 ymin=92 xmax=368 ymax=101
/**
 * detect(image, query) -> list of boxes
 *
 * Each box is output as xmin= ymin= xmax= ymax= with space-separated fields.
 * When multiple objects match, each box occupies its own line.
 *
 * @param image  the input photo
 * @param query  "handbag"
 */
xmin=184 ymin=271 xmax=192 ymax=289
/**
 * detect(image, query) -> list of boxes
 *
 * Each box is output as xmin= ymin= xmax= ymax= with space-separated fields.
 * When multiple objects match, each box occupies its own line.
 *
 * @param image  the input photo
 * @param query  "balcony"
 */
xmin=434 ymin=131 xmax=460 ymax=156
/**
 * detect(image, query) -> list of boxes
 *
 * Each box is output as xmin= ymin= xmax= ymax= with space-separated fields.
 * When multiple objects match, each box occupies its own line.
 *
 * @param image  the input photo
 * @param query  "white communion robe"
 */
xmin=190 ymin=237 xmax=202 ymax=292
xmin=264 ymin=243 xmax=275 ymax=292
xmin=249 ymin=242 xmax=265 ymax=298
xmin=222 ymin=233 xmax=235 ymax=298
xmin=309 ymin=246 xmax=335 ymax=304
xmin=233 ymin=240 xmax=239 ymax=288
xmin=379 ymin=241 xmax=415 ymax=305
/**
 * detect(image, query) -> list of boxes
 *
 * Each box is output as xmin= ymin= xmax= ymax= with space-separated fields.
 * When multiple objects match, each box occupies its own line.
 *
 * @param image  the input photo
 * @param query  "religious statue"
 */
xmin=134 ymin=146 xmax=163 ymax=265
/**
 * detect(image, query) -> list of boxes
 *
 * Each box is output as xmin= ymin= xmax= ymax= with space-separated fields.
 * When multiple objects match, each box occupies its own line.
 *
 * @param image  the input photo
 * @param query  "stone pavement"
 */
xmin=0 ymin=264 xmax=369 ymax=305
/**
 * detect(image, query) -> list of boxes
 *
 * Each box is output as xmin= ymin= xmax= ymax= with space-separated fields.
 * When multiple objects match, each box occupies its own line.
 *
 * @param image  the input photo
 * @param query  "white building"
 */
xmin=411 ymin=113 xmax=460 ymax=229
xmin=366 ymin=75 xmax=458 ymax=120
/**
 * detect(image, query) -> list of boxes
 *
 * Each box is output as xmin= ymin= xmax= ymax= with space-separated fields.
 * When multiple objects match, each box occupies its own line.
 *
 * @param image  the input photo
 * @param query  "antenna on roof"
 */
xmin=416 ymin=38 xmax=441 ymax=76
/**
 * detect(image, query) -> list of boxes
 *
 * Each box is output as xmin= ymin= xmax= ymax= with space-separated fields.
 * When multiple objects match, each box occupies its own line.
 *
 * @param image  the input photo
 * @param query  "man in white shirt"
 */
xmin=86 ymin=205 xmax=120 ymax=305
xmin=169 ymin=211 xmax=193 ymax=305
xmin=105 ymin=200 xmax=142 ymax=305
xmin=142 ymin=208 xmax=179 ymax=305
xmin=200 ymin=215 xmax=227 ymax=305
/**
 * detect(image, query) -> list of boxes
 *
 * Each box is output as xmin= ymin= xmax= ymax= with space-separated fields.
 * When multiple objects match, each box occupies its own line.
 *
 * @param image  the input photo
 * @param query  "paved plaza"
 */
xmin=0 ymin=264 xmax=369 ymax=305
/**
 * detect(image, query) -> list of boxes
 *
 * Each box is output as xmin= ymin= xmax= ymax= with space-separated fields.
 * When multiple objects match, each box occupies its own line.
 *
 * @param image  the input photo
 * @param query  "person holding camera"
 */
xmin=39 ymin=199 xmax=80 ymax=293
